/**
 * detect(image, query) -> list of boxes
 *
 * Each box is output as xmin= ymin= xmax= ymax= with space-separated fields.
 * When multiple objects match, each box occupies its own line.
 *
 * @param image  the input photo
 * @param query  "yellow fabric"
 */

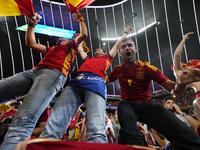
xmin=64 ymin=0 xmax=83 ymax=7
xmin=82 ymin=41 xmax=90 ymax=53
xmin=71 ymin=126 xmax=80 ymax=141
xmin=0 ymin=0 xmax=21 ymax=16
xmin=195 ymin=123 xmax=200 ymax=136
xmin=0 ymin=104 xmax=9 ymax=113
xmin=161 ymin=138 xmax=167 ymax=146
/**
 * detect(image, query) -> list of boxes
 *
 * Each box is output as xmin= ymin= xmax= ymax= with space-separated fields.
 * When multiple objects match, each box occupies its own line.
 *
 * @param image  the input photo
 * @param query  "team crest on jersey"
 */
xmin=136 ymin=70 xmax=144 ymax=79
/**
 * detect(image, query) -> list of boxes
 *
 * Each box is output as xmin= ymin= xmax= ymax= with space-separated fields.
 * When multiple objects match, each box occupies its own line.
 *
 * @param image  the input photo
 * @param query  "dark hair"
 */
xmin=121 ymin=38 xmax=135 ymax=45
xmin=163 ymin=95 xmax=176 ymax=105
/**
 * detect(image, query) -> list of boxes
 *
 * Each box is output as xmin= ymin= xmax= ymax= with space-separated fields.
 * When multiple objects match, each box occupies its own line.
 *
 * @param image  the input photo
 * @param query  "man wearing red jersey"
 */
xmin=106 ymin=37 xmax=200 ymax=149
xmin=39 ymin=26 xmax=133 ymax=143
xmin=0 ymin=10 xmax=87 ymax=150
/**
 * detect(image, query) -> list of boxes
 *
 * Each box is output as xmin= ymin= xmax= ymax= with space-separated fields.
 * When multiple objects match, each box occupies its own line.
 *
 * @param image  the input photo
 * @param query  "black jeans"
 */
xmin=118 ymin=100 xmax=200 ymax=150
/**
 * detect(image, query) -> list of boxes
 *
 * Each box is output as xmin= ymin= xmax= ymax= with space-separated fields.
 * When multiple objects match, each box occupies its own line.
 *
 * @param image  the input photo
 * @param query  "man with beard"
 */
xmin=106 ymin=37 xmax=200 ymax=149
xmin=164 ymin=95 xmax=200 ymax=129
xmin=163 ymin=96 xmax=189 ymax=126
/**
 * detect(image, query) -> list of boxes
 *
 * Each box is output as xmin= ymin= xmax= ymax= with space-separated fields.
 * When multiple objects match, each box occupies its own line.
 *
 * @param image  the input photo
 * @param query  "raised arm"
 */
xmin=173 ymin=32 xmax=194 ymax=77
xmin=74 ymin=10 xmax=88 ymax=46
xmin=26 ymin=16 xmax=47 ymax=54
xmin=109 ymin=25 xmax=133 ymax=57
xmin=78 ymin=46 xmax=87 ymax=60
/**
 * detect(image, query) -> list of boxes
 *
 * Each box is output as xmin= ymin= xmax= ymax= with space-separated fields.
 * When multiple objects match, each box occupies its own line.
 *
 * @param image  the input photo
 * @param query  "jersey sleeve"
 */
xmin=46 ymin=46 xmax=53 ymax=53
xmin=108 ymin=67 xmax=118 ymax=82
xmin=70 ymin=40 xmax=78 ymax=51
xmin=153 ymin=69 xmax=168 ymax=84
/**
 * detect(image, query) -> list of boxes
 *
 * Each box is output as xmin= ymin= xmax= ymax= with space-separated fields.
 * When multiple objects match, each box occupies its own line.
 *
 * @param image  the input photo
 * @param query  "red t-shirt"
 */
xmin=76 ymin=54 xmax=114 ymax=80
xmin=34 ymin=40 xmax=78 ymax=77
xmin=108 ymin=60 xmax=168 ymax=101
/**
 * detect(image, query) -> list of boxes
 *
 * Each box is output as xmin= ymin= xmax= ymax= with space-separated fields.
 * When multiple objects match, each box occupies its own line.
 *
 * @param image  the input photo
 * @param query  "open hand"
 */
xmin=125 ymin=25 xmax=133 ymax=34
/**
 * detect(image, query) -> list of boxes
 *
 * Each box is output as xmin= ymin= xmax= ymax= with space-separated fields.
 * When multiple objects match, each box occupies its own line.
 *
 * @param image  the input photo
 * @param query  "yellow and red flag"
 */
xmin=63 ymin=0 xmax=95 ymax=13
xmin=82 ymin=41 xmax=90 ymax=53
xmin=0 ymin=0 xmax=35 ymax=16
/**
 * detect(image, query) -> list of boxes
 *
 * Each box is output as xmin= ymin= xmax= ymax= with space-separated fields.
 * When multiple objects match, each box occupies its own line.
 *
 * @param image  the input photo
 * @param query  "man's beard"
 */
xmin=169 ymin=107 xmax=176 ymax=113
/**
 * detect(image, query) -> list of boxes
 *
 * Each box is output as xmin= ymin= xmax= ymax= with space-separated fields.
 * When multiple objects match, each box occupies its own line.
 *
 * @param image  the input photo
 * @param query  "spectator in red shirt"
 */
xmin=106 ymin=37 xmax=200 ymax=149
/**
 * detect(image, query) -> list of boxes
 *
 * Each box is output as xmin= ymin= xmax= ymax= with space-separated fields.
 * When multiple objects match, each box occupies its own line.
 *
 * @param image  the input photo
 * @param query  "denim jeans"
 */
xmin=0 ymin=67 xmax=66 ymax=150
xmin=118 ymin=100 xmax=200 ymax=150
xmin=40 ymin=85 xmax=107 ymax=143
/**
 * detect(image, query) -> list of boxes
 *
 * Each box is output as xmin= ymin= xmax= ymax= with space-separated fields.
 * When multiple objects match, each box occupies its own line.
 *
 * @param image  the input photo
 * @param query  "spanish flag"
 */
xmin=63 ymin=0 xmax=95 ymax=13
xmin=0 ymin=0 xmax=35 ymax=16
xmin=82 ymin=41 xmax=90 ymax=53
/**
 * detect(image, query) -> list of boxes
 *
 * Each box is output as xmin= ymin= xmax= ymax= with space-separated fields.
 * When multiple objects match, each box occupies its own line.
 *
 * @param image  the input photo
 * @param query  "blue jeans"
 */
xmin=0 ymin=67 xmax=66 ymax=150
xmin=118 ymin=100 xmax=200 ymax=150
xmin=40 ymin=86 xmax=107 ymax=143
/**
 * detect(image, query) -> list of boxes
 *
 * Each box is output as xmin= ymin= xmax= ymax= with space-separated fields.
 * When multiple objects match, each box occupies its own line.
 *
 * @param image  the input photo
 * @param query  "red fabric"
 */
xmin=108 ymin=60 xmax=168 ymax=101
xmin=39 ymin=108 xmax=50 ymax=123
xmin=61 ymin=131 xmax=67 ymax=141
xmin=26 ymin=137 xmax=154 ymax=150
xmin=33 ymin=40 xmax=78 ymax=77
xmin=69 ymin=112 xmax=79 ymax=129
xmin=76 ymin=55 xmax=113 ymax=80
xmin=0 ymin=109 xmax=17 ymax=145
xmin=1 ymin=109 xmax=16 ymax=120
xmin=184 ymin=59 xmax=200 ymax=70
xmin=15 ymin=0 xmax=35 ymax=16
xmin=196 ymin=93 xmax=200 ymax=98
xmin=35 ymin=108 xmax=50 ymax=128
xmin=63 ymin=0 xmax=95 ymax=13
xmin=69 ymin=110 xmax=83 ymax=129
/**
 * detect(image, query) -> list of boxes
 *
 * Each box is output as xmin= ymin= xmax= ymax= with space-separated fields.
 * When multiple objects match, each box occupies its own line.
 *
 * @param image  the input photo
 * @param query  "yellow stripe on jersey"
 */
xmin=104 ymin=60 xmax=111 ymax=79
xmin=62 ymin=48 xmax=76 ymax=75
xmin=138 ymin=60 xmax=158 ymax=72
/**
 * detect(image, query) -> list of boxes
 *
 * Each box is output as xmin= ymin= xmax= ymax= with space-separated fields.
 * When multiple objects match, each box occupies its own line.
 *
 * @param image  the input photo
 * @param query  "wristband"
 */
xmin=27 ymin=22 xmax=36 ymax=27
xmin=124 ymin=31 xmax=128 ymax=34
xmin=78 ymin=15 xmax=84 ymax=22
xmin=181 ymin=112 xmax=187 ymax=117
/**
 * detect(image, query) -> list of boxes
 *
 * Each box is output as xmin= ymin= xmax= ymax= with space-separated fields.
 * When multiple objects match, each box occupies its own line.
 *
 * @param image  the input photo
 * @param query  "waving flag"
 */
xmin=0 ymin=0 xmax=35 ymax=16
xmin=63 ymin=0 xmax=95 ymax=13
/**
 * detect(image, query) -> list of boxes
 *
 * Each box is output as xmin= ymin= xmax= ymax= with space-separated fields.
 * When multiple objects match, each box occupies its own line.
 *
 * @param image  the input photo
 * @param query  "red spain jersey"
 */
xmin=76 ymin=54 xmax=113 ymax=80
xmin=184 ymin=59 xmax=200 ymax=69
xmin=108 ymin=60 xmax=168 ymax=101
xmin=34 ymin=40 xmax=78 ymax=77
